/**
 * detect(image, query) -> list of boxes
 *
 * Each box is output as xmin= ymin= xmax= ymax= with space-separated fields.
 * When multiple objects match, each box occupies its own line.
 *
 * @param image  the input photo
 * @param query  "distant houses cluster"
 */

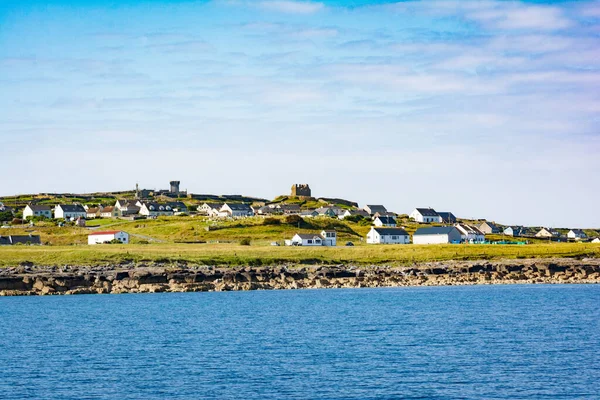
xmin=2 ymin=182 xmax=599 ymax=247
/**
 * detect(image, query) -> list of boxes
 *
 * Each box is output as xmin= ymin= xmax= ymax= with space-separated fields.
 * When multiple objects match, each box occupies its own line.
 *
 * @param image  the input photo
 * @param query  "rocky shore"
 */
xmin=0 ymin=258 xmax=599 ymax=296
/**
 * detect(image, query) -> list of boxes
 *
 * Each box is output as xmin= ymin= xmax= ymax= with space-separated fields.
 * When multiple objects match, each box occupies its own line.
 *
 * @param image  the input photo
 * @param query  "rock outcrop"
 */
xmin=0 ymin=258 xmax=599 ymax=296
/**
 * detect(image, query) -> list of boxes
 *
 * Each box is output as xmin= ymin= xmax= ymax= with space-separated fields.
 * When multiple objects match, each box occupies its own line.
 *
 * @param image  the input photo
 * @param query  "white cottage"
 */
xmin=410 ymin=208 xmax=442 ymax=223
xmin=23 ymin=204 xmax=53 ymax=219
xmin=54 ymin=204 xmax=87 ymax=220
xmin=567 ymin=229 xmax=587 ymax=240
xmin=413 ymin=226 xmax=462 ymax=244
xmin=288 ymin=233 xmax=324 ymax=246
xmin=138 ymin=202 xmax=174 ymax=217
xmin=219 ymin=203 xmax=254 ymax=218
xmin=321 ymin=230 xmax=337 ymax=246
xmin=454 ymin=223 xmax=485 ymax=243
xmin=367 ymin=227 xmax=410 ymax=244
xmin=88 ymin=230 xmax=130 ymax=245
xmin=373 ymin=216 xmax=397 ymax=227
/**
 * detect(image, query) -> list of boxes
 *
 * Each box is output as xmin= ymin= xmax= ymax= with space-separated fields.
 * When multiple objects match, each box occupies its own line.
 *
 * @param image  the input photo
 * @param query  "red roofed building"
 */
xmin=88 ymin=230 xmax=129 ymax=245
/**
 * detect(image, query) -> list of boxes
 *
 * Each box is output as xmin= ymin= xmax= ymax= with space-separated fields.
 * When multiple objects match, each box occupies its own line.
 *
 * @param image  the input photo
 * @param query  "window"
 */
xmin=308 ymin=240 xmax=313 ymax=244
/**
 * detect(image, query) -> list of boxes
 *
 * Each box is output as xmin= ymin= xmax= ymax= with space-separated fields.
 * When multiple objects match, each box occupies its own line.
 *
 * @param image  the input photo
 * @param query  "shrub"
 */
xmin=263 ymin=217 xmax=281 ymax=226
xmin=239 ymin=238 xmax=251 ymax=246
xmin=138 ymin=240 xmax=149 ymax=244
xmin=284 ymin=215 xmax=304 ymax=225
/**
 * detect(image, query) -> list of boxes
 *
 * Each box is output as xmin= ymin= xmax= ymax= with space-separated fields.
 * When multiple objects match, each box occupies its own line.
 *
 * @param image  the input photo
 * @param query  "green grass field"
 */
xmin=0 ymin=242 xmax=598 ymax=267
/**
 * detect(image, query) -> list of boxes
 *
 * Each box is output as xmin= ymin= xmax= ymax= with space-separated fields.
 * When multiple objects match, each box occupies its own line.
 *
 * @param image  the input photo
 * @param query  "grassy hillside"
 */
xmin=0 ymin=242 xmax=598 ymax=267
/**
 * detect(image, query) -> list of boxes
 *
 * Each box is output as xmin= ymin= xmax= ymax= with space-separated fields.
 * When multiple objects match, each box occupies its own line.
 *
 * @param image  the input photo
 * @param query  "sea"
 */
xmin=1 ymin=285 xmax=599 ymax=399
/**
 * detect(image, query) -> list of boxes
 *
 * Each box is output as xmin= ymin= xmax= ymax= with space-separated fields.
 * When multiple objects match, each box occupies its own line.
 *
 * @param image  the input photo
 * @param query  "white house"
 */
xmin=413 ymin=226 xmax=462 ymax=244
xmin=504 ymin=226 xmax=527 ymax=237
xmin=373 ymin=216 xmax=397 ymax=227
xmin=99 ymin=206 xmax=118 ymax=219
xmin=115 ymin=200 xmax=140 ymax=216
xmin=535 ymin=228 xmax=559 ymax=238
xmin=288 ymin=233 xmax=324 ymax=246
xmin=340 ymin=209 xmax=370 ymax=220
xmin=454 ymin=223 xmax=485 ymax=243
xmin=567 ymin=229 xmax=587 ymax=240
xmin=54 ymin=204 xmax=87 ymax=220
xmin=592 ymin=238 xmax=600 ymax=243
xmin=138 ymin=202 xmax=174 ymax=217
xmin=88 ymin=230 xmax=130 ymax=245
xmin=367 ymin=227 xmax=410 ymax=244
xmin=23 ymin=204 xmax=52 ymax=219
xmin=479 ymin=221 xmax=501 ymax=234
xmin=321 ymin=230 xmax=337 ymax=246
xmin=410 ymin=208 xmax=442 ymax=223
xmin=363 ymin=205 xmax=387 ymax=216
xmin=287 ymin=230 xmax=337 ymax=246
xmin=199 ymin=203 xmax=224 ymax=217
xmin=300 ymin=210 xmax=319 ymax=218
xmin=219 ymin=203 xmax=254 ymax=218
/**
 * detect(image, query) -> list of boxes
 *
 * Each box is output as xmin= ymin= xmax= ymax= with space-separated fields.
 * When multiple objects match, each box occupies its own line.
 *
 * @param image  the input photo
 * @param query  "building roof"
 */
xmin=414 ymin=226 xmax=457 ymax=235
xmin=295 ymin=233 xmax=324 ymax=240
xmin=225 ymin=203 xmax=253 ymax=211
xmin=3 ymin=235 xmax=42 ymax=245
xmin=415 ymin=208 xmax=440 ymax=217
xmin=58 ymin=204 xmax=86 ymax=212
xmin=87 ymin=208 xmax=100 ymax=213
xmin=375 ymin=216 xmax=397 ymax=224
xmin=168 ymin=202 xmax=187 ymax=209
xmin=89 ymin=230 xmax=126 ymax=236
xmin=365 ymin=205 xmax=387 ymax=213
xmin=27 ymin=204 xmax=52 ymax=211
xmin=101 ymin=206 xmax=115 ymax=212
xmin=438 ymin=212 xmax=456 ymax=221
xmin=372 ymin=227 xmax=409 ymax=236
xmin=481 ymin=221 xmax=499 ymax=229
xmin=203 ymin=202 xmax=224 ymax=209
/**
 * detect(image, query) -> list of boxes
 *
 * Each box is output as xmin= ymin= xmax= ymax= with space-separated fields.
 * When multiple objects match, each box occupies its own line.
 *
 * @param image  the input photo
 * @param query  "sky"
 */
xmin=1 ymin=0 xmax=599 ymax=227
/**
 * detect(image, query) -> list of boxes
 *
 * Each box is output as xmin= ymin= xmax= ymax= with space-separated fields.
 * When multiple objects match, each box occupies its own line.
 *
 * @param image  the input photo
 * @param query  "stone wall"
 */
xmin=0 ymin=258 xmax=598 ymax=296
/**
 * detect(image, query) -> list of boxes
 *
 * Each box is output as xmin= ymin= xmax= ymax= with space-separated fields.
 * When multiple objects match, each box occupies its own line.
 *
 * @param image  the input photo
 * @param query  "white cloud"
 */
xmin=257 ymin=1 xmax=324 ymax=14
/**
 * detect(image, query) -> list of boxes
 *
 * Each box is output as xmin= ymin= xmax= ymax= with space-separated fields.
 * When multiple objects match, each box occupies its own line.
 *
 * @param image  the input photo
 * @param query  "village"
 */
xmin=0 ymin=181 xmax=598 ymax=247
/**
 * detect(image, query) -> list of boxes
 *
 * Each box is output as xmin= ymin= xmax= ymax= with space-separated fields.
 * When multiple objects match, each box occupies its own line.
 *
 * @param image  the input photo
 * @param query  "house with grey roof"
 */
xmin=438 ymin=212 xmax=457 ymax=224
xmin=54 ymin=204 xmax=86 ymax=220
xmin=287 ymin=230 xmax=337 ymax=246
xmin=413 ymin=226 xmax=462 ymax=244
xmin=503 ymin=226 xmax=528 ymax=237
xmin=454 ymin=223 xmax=485 ymax=243
xmin=219 ymin=203 xmax=254 ymax=218
xmin=363 ymin=205 xmax=387 ymax=216
xmin=0 ymin=235 xmax=41 ymax=246
xmin=479 ymin=221 xmax=501 ymax=234
xmin=23 ymin=204 xmax=52 ymax=220
xmin=367 ymin=227 xmax=409 ymax=244
xmin=340 ymin=209 xmax=370 ymax=220
xmin=410 ymin=208 xmax=442 ymax=223
xmin=373 ymin=215 xmax=397 ymax=227
xmin=567 ymin=229 xmax=587 ymax=240
xmin=199 ymin=202 xmax=224 ymax=217
xmin=138 ymin=202 xmax=174 ymax=217
xmin=535 ymin=228 xmax=560 ymax=238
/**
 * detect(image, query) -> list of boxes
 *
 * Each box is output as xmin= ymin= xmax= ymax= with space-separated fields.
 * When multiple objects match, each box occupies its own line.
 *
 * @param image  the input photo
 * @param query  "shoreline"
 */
xmin=1 ymin=257 xmax=599 ymax=296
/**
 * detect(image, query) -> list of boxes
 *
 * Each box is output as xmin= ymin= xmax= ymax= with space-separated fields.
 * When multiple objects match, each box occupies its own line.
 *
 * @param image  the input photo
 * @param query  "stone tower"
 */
xmin=291 ymin=184 xmax=311 ymax=197
xmin=170 ymin=181 xmax=180 ymax=196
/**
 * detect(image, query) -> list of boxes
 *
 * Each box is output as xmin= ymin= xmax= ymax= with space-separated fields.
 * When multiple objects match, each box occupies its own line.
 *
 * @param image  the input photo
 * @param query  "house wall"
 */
xmin=413 ymin=230 xmax=461 ymax=244
xmin=23 ymin=207 xmax=52 ymax=219
xmin=367 ymin=229 xmax=409 ymax=244
xmin=321 ymin=231 xmax=337 ymax=246
xmin=88 ymin=232 xmax=129 ymax=245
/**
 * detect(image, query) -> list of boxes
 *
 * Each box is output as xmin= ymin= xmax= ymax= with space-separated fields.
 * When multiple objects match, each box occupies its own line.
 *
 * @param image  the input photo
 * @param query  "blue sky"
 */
xmin=1 ymin=0 xmax=599 ymax=227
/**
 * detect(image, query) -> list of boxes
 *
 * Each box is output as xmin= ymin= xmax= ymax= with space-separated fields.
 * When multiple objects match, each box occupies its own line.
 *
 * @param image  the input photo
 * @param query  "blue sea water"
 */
xmin=1 ymin=285 xmax=599 ymax=399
